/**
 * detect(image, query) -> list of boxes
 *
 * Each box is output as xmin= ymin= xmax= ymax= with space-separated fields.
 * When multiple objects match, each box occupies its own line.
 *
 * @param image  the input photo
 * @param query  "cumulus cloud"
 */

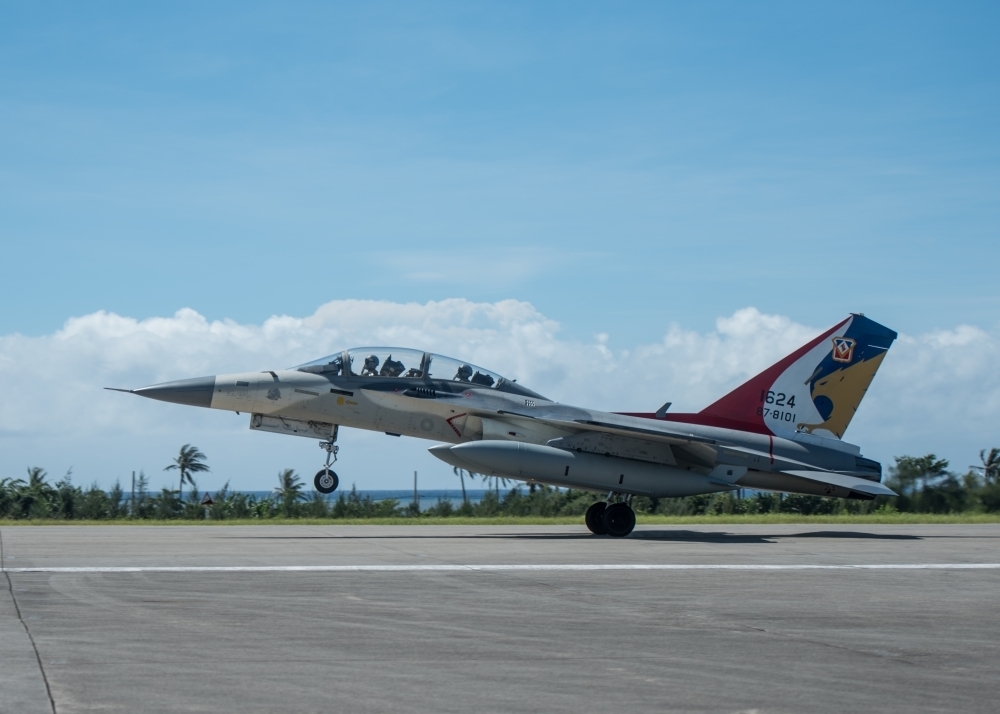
xmin=1 ymin=300 xmax=997 ymax=489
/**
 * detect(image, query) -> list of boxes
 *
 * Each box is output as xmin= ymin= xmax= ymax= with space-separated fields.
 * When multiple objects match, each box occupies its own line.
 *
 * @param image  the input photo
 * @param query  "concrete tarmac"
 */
xmin=2 ymin=524 xmax=999 ymax=713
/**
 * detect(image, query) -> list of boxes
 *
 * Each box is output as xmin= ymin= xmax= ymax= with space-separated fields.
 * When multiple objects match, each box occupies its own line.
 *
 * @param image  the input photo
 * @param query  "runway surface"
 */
xmin=2 ymin=523 xmax=999 ymax=713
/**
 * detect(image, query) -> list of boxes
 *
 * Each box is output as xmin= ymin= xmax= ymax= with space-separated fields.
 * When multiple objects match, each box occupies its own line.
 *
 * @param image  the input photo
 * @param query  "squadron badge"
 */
xmin=831 ymin=337 xmax=856 ymax=363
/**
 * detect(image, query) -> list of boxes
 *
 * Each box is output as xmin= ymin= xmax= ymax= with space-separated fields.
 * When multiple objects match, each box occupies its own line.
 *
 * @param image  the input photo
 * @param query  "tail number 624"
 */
xmin=759 ymin=390 xmax=796 ymax=408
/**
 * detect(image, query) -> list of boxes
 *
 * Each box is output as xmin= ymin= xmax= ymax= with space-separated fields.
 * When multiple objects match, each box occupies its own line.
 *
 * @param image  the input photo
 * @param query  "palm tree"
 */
xmin=274 ymin=469 xmax=305 ymax=516
xmin=26 ymin=466 xmax=48 ymax=489
xmin=453 ymin=467 xmax=468 ymax=504
xmin=889 ymin=454 xmax=949 ymax=496
xmin=980 ymin=448 xmax=1000 ymax=485
xmin=480 ymin=471 xmax=509 ymax=499
xmin=6 ymin=467 xmax=56 ymax=519
xmin=164 ymin=444 xmax=209 ymax=502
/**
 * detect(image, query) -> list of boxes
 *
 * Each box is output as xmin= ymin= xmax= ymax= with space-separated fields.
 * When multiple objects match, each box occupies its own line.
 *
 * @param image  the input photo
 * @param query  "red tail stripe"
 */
xmin=696 ymin=317 xmax=850 ymax=432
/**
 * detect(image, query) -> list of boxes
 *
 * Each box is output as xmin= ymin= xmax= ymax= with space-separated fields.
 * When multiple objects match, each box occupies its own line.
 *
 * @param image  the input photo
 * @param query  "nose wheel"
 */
xmin=315 ymin=426 xmax=341 ymax=494
xmin=314 ymin=468 xmax=339 ymax=494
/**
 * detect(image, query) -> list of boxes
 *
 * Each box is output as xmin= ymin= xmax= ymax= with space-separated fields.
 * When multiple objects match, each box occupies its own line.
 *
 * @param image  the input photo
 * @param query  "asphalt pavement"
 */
xmin=2 ymin=523 xmax=999 ymax=713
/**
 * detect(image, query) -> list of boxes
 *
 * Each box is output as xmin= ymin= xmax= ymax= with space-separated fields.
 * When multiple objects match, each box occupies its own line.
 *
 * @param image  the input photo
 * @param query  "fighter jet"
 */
xmin=110 ymin=313 xmax=898 ymax=537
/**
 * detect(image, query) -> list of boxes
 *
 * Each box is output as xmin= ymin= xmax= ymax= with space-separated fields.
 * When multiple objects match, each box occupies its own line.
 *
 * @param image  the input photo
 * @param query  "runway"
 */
xmin=3 ymin=524 xmax=999 ymax=713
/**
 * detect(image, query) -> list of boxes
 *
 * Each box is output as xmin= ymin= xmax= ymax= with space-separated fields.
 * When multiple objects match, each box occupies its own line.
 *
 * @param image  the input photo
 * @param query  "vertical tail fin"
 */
xmin=698 ymin=314 xmax=897 ymax=439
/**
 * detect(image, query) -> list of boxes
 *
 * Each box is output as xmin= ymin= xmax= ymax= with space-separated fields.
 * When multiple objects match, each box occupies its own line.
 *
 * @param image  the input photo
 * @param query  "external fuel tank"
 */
xmin=430 ymin=441 xmax=734 ymax=498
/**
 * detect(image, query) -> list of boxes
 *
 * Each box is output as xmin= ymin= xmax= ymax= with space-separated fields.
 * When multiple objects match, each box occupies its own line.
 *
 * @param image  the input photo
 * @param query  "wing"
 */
xmin=487 ymin=411 xmax=719 ymax=468
xmin=469 ymin=409 xmax=898 ymax=497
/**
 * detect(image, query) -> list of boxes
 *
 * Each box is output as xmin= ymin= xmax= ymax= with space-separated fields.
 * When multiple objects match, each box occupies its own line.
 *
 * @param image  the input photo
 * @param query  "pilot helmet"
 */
xmin=364 ymin=355 xmax=380 ymax=371
xmin=455 ymin=364 xmax=473 ymax=381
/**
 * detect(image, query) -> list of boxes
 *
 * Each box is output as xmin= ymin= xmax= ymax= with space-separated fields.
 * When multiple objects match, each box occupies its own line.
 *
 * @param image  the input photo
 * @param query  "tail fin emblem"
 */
xmin=831 ymin=337 xmax=856 ymax=363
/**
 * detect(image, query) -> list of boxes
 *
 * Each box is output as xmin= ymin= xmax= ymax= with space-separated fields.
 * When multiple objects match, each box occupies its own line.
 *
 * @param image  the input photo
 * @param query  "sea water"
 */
xmin=243 ymin=489 xmax=492 ymax=511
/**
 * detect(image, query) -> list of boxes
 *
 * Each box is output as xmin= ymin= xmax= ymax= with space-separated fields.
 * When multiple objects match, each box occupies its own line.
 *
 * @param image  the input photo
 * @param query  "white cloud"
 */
xmin=1 ymin=300 xmax=997 ymax=490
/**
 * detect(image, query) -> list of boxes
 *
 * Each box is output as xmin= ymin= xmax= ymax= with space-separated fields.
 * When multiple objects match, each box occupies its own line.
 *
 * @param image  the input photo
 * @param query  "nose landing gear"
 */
xmin=314 ymin=425 xmax=340 ymax=494
xmin=585 ymin=493 xmax=635 ymax=537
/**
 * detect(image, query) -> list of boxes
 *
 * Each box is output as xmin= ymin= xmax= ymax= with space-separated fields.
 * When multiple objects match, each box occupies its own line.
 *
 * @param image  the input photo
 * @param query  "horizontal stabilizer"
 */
xmin=781 ymin=470 xmax=897 ymax=498
xmin=739 ymin=468 xmax=897 ymax=500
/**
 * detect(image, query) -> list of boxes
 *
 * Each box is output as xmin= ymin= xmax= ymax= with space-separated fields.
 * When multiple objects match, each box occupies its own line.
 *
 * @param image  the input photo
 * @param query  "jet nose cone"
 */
xmin=132 ymin=376 xmax=217 ymax=408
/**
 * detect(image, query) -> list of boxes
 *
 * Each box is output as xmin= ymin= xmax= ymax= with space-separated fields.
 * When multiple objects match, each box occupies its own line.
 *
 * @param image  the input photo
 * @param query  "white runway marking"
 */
xmin=3 ymin=563 xmax=1000 ymax=573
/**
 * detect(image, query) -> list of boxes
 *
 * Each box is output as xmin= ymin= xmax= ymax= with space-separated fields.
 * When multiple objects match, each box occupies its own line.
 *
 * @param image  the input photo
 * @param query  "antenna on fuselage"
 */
xmin=655 ymin=402 xmax=672 ymax=419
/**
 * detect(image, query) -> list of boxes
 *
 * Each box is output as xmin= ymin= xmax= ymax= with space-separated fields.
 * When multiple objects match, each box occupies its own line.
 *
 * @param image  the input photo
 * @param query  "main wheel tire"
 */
xmin=585 ymin=502 xmax=608 ymax=535
xmin=314 ymin=468 xmax=340 ymax=494
xmin=603 ymin=502 xmax=636 ymax=537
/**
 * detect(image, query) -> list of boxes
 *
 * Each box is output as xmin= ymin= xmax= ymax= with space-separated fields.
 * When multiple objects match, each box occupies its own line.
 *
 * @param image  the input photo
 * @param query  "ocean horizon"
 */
xmin=239 ymin=488 xmax=495 ymax=511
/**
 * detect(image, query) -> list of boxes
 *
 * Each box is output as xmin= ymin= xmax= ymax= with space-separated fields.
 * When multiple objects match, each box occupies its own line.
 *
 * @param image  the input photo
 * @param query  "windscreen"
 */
xmin=293 ymin=352 xmax=349 ymax=375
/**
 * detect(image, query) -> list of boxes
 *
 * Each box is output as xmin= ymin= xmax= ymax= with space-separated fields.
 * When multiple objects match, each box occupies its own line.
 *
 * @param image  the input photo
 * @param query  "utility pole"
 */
xmin=131 ymin=471 xmax=135 ymax=517
xmin=413 ymin=471 xmax=419 ymax=511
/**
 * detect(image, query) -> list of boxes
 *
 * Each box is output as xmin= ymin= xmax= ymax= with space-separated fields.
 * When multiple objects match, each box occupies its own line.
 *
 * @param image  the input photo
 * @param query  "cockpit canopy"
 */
xmin=294 ymin=347 xmax=544 ymax=398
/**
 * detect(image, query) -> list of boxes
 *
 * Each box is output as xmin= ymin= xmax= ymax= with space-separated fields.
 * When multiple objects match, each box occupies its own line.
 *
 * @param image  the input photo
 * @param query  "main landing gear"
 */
xmin=585 ymin=493 xmax=636 ymax=537
xmin=314 ymin=425 xmax=340 ymax=494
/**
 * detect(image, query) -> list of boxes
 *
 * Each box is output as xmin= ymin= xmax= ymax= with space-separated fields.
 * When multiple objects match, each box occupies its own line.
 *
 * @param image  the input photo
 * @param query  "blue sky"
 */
xmin=2 ymin=2 xmax=999 ymax=491
xmin=3 ymin=1 xmax=998 ymax=342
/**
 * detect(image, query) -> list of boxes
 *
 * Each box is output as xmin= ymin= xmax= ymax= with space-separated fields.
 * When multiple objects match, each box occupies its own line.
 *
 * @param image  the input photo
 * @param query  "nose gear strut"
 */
xmin=314 ymin=425 xmax=340 ymax=494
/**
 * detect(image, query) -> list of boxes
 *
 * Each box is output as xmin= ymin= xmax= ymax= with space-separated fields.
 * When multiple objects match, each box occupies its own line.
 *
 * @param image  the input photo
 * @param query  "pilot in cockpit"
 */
xmin=470 ymin=370 xmax=495 ymax=387
xmin=379 ymin=355 xmax=405 ymax=378
xmin=455 ymin=364 xmax=473 ymax=382
xmin=361 ymin=355 xmax=380 ymax=376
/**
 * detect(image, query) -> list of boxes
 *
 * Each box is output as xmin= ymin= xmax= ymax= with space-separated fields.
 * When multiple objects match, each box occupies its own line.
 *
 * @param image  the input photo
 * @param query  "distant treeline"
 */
xmin=2 ymin=450 xmax=999 ymax=521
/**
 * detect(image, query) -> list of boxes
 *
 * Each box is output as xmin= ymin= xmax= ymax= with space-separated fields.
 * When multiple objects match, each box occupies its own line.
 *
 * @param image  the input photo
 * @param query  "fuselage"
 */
xmin=182 ymin=361 xmax=877 ymax=500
